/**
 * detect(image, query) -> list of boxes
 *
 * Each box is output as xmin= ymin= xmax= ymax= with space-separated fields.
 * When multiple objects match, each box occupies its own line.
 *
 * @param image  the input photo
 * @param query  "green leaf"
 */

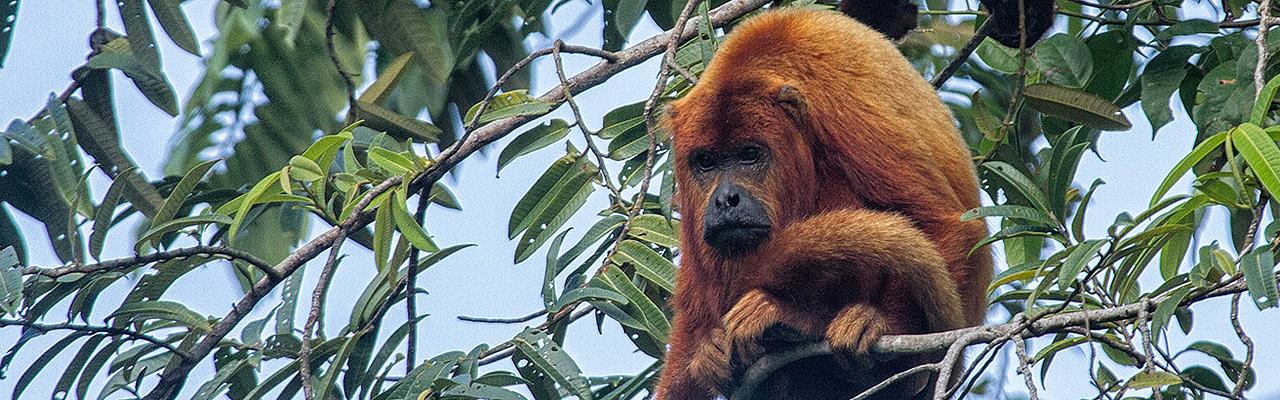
xmin=514 ymin=161 xmax=596 ymax=263
xmin=228 ymin=171 xmax=281 ymax=242
xmin=1233 ymin=123 xmax=1280 ymax=200
xmin=54 ymin=335 xmax=107 ymax=397
xmin=607 ymin=124 xmax=653 ymax=160
xmin=0 ymin=140 xmax=10 ymax=165
xmin=108 ymin=300 xmax=212 ymax=332
xmin=276 ymin=0 xmax=306 ymax=43
xmin=1155 ymin=19 xmax=1219 ymax=42
xmin=392 ymin=187 xmax=439 ymax=253
xmin=626 ymin=214 xmax=680 ymax=248
xmin=1251 ymin=74 xmax=1280 ymax=125
xmin=1152 ymin=286 xmax=1191 ymax=340
xmin=352 ymin=100 xmax=441 ymax=143
xmin=135 ymin=214 xmax=233 ymax=253
xmin=597 ymin=102 xmax=645 ymax=139
xmin=118 ymin=0 xmax=161 ymax=74
xmin=151 ymin=159 xmax=219 ymax=230
xmin=1035 ymin=34 xmax=1094 ymax=88
xmin=373 ymin=195 xmax=394 ymax=270
xmin=552 ymin=287 xmax=628 ymax=313
xmin=976 ymin=37 xmax=1019 ymax=74
xmin=512 ymin=328 xmax=593 ymax=400
xmin=556 ymin=215 xmax=627 ymax=272
xmin=597 ymin=267 xmax=669 ymax=341
xmin=1072 ymin=179 xmax=1105 ymax=243
xmin=498 ymin=119 xmax=571 ymax=174
xmin=1239 ymin=246 xmax=1279 ymax=309
xmin=1085 ymin=31 xmax=1135 ymax=101
xmin=981 ymin=161 xmax=1055 ymax=218
xmin=1058 ymin=239 xmax=1107 ymax=289
xmin=148 ymin=0 xmax=200 ymax=55
xmin=0 ymin=247 xmax=20 ymax=315
xmin=1141 ymin=46 xmax=1201 ymax=134
xmin=89 ymin=166 xmax=136 ymax=260
xmin=509 ymin=155 xmax=577 ymax=238
xmin=464 ymin=90 xmax=556 ymax=126
xmin=1151 ymin=131 xmax=1227 ymax=206
xmin=960 ymin=205 xmax=1055 ymax=226
xmin=367 ymin=147 xmax=416 ymax=175
xmin=1023 ymin=83 xmax=1132 ymax=131
xmin=359 ymin=52 xmax=415 ymax=105
xmin=288 ymin=155 xmax=324 ymax=182
xmin=1128 ymin=371 xmax=1183 ymax=389
xmin=1030 ymin=336 xmax=1088 ymax=363
xmin=611 ymin=240 xmax=676 ymax=293
xmin=13 ymin=333 xmax=84 ymax=399
xmin=0 ymin=0 xmax=16 ymax=68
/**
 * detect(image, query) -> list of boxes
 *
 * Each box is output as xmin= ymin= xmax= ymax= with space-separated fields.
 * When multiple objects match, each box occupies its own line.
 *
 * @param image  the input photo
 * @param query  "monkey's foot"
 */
xmin=825 ymin=303 xmax=891 ymax=369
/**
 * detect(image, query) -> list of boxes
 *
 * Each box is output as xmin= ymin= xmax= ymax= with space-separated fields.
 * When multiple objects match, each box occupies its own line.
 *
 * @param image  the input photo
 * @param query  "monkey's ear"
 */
xmin=776 ymin=84 xmax=807 ymax=120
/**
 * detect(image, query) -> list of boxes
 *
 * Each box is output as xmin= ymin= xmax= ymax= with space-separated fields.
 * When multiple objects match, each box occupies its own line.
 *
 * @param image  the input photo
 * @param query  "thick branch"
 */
xmin=730 ymin=274 xmax=1268 ymax=400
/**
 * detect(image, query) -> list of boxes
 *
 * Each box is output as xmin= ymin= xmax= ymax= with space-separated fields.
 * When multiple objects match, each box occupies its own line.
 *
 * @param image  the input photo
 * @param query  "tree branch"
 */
xmin=730 ymin=272 xmax=1273 ymax=400
xmin=24 ymin=245 xmax=277 ymax=281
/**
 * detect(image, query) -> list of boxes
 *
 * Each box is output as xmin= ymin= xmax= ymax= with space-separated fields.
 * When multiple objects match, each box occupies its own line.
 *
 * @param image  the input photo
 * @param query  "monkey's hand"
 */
xmin=687 ymin=327 xmax=730 ymax=392
xmin=722 ymin=290 xmax=825 ymax=388
xmin=825 ymin=303 xmax=892 ymax=368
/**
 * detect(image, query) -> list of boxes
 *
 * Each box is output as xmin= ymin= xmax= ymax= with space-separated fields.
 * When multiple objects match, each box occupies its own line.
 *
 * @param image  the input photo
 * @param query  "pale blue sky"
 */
xmin=0 ymin=1 xmax=1277 ymax=399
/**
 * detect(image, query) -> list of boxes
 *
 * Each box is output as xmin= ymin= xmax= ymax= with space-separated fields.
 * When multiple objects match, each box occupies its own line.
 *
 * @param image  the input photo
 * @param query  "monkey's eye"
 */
xmin=738 ymin=146 xmax=763 ymax=164
xmin=693 ymin=153 xmax=717 ymax=172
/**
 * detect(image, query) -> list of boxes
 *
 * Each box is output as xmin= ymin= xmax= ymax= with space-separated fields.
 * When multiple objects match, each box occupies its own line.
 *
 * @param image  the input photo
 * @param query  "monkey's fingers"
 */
xmin=825 ymin=303 xmax=891 ymax=370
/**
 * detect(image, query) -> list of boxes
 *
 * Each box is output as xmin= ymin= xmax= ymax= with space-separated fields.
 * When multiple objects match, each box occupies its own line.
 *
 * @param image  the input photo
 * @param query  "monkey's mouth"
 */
xmin=703 ymin=223 xmax=771 ymax=257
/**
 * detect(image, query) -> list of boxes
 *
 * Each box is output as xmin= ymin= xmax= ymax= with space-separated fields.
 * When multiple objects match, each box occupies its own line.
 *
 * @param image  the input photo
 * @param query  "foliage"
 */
xmin=0 ymin=0 xmax=1278 ymax=399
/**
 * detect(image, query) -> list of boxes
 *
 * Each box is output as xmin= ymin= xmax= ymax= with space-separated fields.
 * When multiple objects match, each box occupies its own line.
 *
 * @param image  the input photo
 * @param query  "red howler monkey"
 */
xmin=653 ymin=8 xmax=992 ymax=400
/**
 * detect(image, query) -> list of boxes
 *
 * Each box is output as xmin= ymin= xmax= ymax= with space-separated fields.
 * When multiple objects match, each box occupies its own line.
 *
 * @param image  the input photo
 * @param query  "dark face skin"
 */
xmin=691 ymin=142 xmax=773 ymax=257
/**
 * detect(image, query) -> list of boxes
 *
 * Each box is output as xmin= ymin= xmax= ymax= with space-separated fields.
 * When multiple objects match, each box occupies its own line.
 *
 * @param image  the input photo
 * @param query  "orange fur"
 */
xmin=654 ymin=8 xmax=992 ymax=400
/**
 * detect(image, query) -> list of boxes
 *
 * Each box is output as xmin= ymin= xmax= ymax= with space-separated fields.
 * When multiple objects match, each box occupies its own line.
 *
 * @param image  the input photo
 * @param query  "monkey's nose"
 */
xmin=713 ymin=183 xmax=745 ymax=209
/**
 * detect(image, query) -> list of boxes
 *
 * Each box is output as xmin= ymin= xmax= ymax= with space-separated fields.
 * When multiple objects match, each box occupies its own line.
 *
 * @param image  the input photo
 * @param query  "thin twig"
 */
xmin=405 ymin=192 xmax=430 ymax=373
xmin=1014 ymin=337 xmax=1040 ymax=400
xmin=1257 ymin=0 xmax=1274 ymax=99
xmin=298 ymin=233 xmax=348 ymax=400
xmin=931 ymin=18 xmax=993 ymax=89
xmin=552 ymin=40 xmax=625 ymax=203
xmin=326 ymin=0 xmax=356 ymax=106
xmin=0 ymin=318 xmax=188 ymax=357
xmin=458 ymin=309 xmax=549 ymax=324
xmin=1066 ymin=0 xmax=1154 ymax=10
xmin=24 ymin=245 xmax=277 ymax=280
xmin=1230 ymin=293 xmax=1255 ymax=398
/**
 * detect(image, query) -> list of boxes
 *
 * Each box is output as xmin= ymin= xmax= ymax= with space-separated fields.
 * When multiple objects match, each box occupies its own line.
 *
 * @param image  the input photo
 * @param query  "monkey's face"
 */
xmin=688 ymin=144 xmax=773 ymax=256
xmin=669 ymin=80 xmax=818 ymax=259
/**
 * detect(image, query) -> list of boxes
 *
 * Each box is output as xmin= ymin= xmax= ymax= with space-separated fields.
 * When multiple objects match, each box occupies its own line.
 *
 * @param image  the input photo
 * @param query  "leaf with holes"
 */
xmin=107 ymin=300 xmax=211 ymax=332
xmin=464 ymin=90 xmax=556 ymax=126
xmin=1239 ymin=246 xmax=1279 ymax=309
xmin=498 ymin=119 xmax=570 ymax=174
xmin=513 ymin=327 xmax=592 ymax=400
xmin=611 ymin=240 xmax=676 ymax=293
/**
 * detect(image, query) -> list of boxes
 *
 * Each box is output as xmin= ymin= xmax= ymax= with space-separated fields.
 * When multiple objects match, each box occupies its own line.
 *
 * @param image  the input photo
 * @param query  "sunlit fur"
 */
xmin=654 ymin=9 xmax=993 ymax=400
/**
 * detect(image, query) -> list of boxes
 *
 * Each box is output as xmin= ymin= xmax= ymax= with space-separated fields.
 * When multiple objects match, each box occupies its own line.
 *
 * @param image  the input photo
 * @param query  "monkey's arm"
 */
xmin=753 ymin=209 xmax=967 ymax=333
